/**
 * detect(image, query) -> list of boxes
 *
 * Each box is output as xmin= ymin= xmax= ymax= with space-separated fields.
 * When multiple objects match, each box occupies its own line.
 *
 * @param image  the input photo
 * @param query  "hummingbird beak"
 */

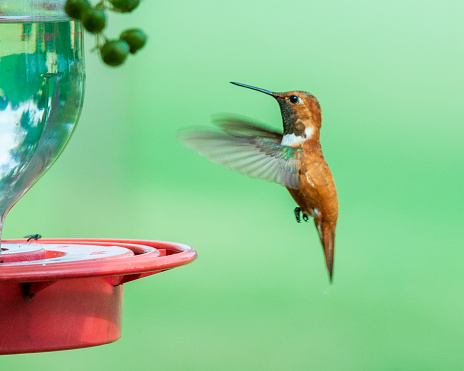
xmin=230 ymin=82 xmax=276 ymax=97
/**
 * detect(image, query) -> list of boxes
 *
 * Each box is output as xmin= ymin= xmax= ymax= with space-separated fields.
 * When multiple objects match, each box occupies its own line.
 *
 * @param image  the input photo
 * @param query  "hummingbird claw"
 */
xmin=303 ymin=214 xmax=309 ymax=222
xmin=294 ymin=207 xmax=301 ymax=223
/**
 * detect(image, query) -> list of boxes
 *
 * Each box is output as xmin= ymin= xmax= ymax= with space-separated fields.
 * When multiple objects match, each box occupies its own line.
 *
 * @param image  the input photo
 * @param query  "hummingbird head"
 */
xmin=230 ymin=82 xmax=322 ymax=146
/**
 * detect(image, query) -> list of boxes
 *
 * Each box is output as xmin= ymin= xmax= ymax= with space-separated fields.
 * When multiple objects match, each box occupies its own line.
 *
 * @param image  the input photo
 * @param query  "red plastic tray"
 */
xmin=0 ymin=238 xmax=197 ymax=355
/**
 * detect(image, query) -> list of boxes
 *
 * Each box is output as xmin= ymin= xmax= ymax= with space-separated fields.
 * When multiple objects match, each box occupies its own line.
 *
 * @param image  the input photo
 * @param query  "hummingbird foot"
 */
xmin=303 ymin=214 xmax=309 ymax=222
xmin=294 ymin=207 xmax=302 ymax=223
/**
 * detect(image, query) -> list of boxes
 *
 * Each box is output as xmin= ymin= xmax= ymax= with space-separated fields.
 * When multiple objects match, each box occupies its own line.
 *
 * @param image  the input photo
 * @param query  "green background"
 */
xmin=1 ymin=0 xmax=464 ymax=369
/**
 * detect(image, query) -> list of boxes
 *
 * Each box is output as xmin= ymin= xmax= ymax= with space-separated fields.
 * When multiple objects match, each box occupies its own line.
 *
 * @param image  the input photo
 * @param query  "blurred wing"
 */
xmin=180 ymin=129 xmax=302 ymax=189
xmin=214 ymin=118 xmax=283 ymax=141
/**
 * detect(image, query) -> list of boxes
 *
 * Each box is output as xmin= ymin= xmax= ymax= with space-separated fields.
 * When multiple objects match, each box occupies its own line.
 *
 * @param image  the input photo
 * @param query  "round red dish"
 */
xmin=0 ymin=238 xmax=197 ymax=355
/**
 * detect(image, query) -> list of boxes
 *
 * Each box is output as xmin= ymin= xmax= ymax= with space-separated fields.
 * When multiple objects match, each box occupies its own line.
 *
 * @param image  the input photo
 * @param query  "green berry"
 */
xmin=64 ymin=0 xmax=91 ymax=20
xmin=100 ymin=40 xmax=130 ymax=66
xmin=119 ymin=28 xmax=147 ymax=54
xmin=82 ymin=8 xmax=106 ymax=34
xmin=109 ymin=0 xmax=141 ymax=13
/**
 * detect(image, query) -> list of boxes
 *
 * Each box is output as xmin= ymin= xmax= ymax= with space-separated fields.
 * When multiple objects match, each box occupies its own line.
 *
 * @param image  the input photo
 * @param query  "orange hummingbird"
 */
xmin=181 ymin=82 xmax=338 ymax=282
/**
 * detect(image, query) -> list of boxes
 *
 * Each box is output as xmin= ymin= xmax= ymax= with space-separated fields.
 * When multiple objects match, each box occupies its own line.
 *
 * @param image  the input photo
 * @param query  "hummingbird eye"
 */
xmin=289 ymin=95 xmax=301 ymax=104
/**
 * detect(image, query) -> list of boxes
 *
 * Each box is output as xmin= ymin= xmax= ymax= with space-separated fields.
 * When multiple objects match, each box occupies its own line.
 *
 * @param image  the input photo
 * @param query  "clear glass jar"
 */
xmin=0 ymin=0 xmax=85 ymax=243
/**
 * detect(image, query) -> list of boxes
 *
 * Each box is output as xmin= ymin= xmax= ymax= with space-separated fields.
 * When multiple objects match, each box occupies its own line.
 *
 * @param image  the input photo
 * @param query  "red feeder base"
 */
xmin=0 ymin=239 xmax=197 ymax=355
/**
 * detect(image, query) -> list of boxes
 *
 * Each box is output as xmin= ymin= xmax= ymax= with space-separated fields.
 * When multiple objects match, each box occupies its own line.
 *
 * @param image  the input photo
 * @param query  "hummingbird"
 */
xmin=181 ymin=82 xmax=338 ymax=281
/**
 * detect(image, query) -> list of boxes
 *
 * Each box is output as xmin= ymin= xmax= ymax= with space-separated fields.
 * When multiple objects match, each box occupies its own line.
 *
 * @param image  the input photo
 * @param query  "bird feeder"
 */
xmin=0 ymin=1 xmax=197 ymax=354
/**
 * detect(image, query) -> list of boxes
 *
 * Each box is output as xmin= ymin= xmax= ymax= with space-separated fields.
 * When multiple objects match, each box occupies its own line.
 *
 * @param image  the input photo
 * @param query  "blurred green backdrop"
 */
xmin=1 ymin=0 xmax=464 ymax=369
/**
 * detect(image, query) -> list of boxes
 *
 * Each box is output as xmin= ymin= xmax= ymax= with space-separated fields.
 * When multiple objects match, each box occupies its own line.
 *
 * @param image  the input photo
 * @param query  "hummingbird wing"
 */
xmin=180 ymin=123 xmax=302 ymax=189
xmin=214 ymin=118 xmax=283 ymax=141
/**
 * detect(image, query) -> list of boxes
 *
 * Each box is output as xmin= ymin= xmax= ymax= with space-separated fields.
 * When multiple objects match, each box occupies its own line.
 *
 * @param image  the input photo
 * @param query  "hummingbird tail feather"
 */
xmin=316 ymin=219 xmax=335 ymax=283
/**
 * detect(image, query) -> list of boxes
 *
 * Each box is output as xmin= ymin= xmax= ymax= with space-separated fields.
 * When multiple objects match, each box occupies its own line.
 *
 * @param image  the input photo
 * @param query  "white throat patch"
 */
xmin=281 ymin=127 xmax=314 ymax=146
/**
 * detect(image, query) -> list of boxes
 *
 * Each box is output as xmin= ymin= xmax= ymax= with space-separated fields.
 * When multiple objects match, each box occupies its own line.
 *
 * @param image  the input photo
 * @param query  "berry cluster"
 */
xmin=65 ymin=0 xmax=147 ymax=67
